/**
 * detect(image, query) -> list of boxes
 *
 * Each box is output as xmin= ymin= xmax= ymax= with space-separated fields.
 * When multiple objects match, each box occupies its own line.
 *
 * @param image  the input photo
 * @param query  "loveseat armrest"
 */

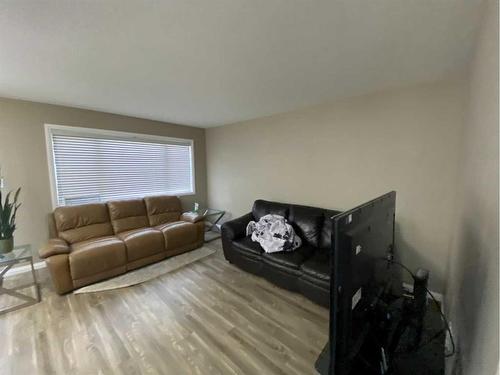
xmin=221 ymin=212 xmax=253 ymax=241
xmin=39 ymin=238 xmax=70 ymax=259
xmin=180 ymin=212 xmax=205 ymax=223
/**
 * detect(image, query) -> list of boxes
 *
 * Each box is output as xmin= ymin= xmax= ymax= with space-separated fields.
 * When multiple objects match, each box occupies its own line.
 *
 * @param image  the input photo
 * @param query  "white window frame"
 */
xmin=44 ymin=123 xmax=196 ymax=209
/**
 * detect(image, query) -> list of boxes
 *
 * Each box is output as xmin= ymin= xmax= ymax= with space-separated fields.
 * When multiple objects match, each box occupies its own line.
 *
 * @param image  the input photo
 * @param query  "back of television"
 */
xmin=315 ymin=191 xmax=451 ymax=375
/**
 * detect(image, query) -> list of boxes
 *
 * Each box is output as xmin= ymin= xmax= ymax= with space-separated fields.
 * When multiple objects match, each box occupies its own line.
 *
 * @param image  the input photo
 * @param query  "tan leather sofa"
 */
xmin=39 ymin=195 xmax=205 ymax=294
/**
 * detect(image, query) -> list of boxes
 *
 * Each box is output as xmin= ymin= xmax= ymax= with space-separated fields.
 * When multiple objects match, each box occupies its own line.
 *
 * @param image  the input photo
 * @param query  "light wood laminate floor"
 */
xmin=0 ymin=240 xmax=328 ymax=374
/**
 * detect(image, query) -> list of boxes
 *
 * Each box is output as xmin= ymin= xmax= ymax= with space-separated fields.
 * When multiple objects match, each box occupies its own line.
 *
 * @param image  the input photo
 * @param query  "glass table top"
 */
xmin=192 ymin=208 xmax=225 ymax=217
xmin=0 ymin=244 xmax=32 ymax=264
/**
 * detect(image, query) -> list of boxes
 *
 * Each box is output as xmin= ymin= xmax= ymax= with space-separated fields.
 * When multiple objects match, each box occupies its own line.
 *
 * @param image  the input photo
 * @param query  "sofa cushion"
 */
xmin=300 ymin=248 xmax=330 ymax=282
xmin=298 ymin=276 xmax=330 ymax=307
xmin=289 ymin=205 xmax=324 ymax=248
xmin=54 ymin=203 xmax=114 ymax=244
xmin=157 ymin=221 xmax=198 ymax=251
xmin=232 ymin=236 xmax=264 ymax=259
xmin=252 ymin=200 xmax=289 ymax=221
xmin=69 ymin=236 xmax=127 ymax=280
xmin=117 ymin=228 xmax=166 ymax=261
xmin=262 ymin=245 xmax=315 ymax=270
xmin=107 ymin=199 xmax=150 ymax=234
xmin=144 ymin=195 xmax=182 ymax=226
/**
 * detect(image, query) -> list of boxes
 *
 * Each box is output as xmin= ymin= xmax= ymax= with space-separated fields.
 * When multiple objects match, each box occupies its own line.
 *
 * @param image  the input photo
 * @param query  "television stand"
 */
xmin=315 ymin=342 xmax=330 ymax=375
xmin=388 ymin=298 xmax=445 ymax=375
xmin=315 ymin=293 xmax=445 ymax=375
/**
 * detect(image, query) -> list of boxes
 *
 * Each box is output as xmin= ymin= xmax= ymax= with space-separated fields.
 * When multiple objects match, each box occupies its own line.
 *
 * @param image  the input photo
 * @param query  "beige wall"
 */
xmin=0 ymin=98 xmax=207 ymax=259
xmin=445 ymin=0 xmax=499 ymax=374
xmin=206 ymin=80 xmax=466 ymax=292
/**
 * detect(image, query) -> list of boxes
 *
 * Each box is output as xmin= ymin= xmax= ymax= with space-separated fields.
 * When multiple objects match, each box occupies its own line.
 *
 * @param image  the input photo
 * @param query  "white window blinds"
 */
xmin=47 ymin=126 xmax=194 ymax=206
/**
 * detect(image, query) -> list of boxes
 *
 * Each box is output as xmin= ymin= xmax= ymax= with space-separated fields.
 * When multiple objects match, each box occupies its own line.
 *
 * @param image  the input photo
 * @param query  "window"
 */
xmin=45 ymin=124 xmax=195 ymax=207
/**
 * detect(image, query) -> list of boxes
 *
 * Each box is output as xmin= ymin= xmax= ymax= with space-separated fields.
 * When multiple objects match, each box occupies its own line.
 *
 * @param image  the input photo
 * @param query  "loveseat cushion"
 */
xmin=156 ymin=221 xmax=198 ymax=251
xmin=262 ymin=245 xmax=315 ymax=270
xmin=69 ymin=236 xmax=127 ymax=280
xmin=117 ymin=228 xmax=165 ymax=261
xmin=232 ymin=236 xmax=264 ymax=259
xmin=300 ymin=248 xmax=330 ymax=282
xmin=144 ymin=195 xmax=182 ymax=226
xmin=289 ymin=205 xmax=324 ymax=248
xmin=107 ymin=199 xmax=150 ymax=234
xmin=54 ymin=203 xmax=114 ymax=244
xmin=252 ymin=200 xmax=289 ymax=221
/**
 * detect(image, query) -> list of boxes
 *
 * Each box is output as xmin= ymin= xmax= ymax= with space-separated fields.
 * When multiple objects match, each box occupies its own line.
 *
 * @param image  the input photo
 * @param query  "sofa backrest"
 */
xmin=144 ymin=195 xmax=182 ymax=226
xmin=107 ymin=198 xmax=149 ymax=234
xmin=252 ymin=199 xmax=342 ymax=249
xmin=289 ymin=204 xmax=325 ymax=248
xmin=320 ymin=209 xmax=340 ymax=249
xmin=53 ymin=203 xmax=114 ymax=244
xmin=252 ymin=199 xmax=289 ymax=221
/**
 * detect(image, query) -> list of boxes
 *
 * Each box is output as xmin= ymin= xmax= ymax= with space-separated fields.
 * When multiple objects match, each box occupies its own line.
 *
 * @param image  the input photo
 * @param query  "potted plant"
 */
xmin=0 ymin=187 xmax=21 ymax=254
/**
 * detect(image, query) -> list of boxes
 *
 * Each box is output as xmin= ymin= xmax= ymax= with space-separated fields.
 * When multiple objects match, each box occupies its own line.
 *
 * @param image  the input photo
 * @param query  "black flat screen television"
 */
xmin=316 ymin=191 xmax=397 ymax=375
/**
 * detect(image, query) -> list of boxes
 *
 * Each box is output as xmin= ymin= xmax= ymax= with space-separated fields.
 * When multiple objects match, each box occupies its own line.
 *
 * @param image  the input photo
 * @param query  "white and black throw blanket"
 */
xmin=246 ymin=214 xmax=302 ymax=253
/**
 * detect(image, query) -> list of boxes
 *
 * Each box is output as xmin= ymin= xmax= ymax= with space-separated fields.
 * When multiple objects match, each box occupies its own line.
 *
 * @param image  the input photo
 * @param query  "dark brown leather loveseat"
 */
xmin=221 ymin=199 xmax=341 ymax=307
xmin=39 ymin=195 xmax=204 ymax=294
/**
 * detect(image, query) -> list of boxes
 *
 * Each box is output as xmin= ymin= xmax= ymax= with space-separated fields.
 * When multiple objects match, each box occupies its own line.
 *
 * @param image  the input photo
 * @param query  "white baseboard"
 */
xmin=4 ymin=261 xmax=46 ymax=277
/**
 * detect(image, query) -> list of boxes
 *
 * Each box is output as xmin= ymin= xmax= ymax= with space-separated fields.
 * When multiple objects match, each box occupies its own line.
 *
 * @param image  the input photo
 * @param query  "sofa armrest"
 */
xmin=180 ymin=212 xmax=205 ymax=223
xmin=221 ymin=212 xmax=253 ymax=241
xmin=39 ymin=238 xmax=70 ymax=259
xmin=45 ymin=254 xmax=74 ymax=294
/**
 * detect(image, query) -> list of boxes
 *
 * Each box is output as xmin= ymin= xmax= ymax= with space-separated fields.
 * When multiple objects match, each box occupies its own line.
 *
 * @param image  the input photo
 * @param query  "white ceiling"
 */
xmin=0 ymin=0 xmax=483 ymax=127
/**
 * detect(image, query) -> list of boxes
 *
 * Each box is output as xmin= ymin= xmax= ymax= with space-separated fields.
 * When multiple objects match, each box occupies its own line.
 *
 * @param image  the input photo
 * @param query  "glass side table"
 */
xmin=0 ymin=244 xmax=41 ymax=315
xmin=191 ymin=208 xmax=226 ymax=242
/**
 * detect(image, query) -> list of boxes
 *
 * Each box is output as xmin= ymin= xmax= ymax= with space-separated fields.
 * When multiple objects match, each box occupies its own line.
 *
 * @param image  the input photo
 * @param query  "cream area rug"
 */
xmin=73 ymin=246 xmax=216 ymax=294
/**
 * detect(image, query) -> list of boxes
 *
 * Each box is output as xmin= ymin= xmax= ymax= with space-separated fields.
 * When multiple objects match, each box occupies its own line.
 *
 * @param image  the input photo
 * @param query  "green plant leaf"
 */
xmin=13 ymin=187 xmax=21 ymax=204
xmin=3 ymin=191 xmax=11 ymax=210
xmin=0 ymin=187 xmax=21 ymax=240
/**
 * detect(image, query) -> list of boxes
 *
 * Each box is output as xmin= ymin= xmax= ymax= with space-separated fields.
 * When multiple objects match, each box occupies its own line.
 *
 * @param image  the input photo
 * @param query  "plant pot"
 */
xmin=0 ymin=238 xmax=14 ymax=254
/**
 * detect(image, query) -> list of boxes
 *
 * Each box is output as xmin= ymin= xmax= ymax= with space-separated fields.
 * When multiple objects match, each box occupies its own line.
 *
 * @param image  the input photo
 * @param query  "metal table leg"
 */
xmin=30 ymin=259 xmax=41 ymax=302
xmin=0 ymin=259 xmax=41 ymax=314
